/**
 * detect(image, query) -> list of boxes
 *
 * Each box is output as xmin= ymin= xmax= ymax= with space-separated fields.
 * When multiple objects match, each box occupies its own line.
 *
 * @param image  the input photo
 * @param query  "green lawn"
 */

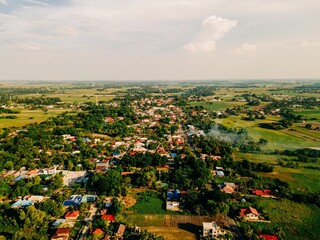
xmin=128 ymin=191 xmax=165 ymax=214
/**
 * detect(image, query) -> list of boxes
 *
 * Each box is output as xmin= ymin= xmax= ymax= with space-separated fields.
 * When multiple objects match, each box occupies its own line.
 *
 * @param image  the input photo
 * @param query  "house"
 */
xmin=65 ymin=211 xmax=80 ymax=221
xmin=115 ymin=224 xmax=126 ymax=237
xmin=27 ymin=195 xmax=44 ymax=203
xmin=11 ymin=199 xmax=33 ymax=208
xmin=96 ymin=161 xmax=109 ymax=171
xmin=101 ymin=214 xmax=115 ymax=222
xmin=203 ymin=221 xmax=225 ymax=238
xmin=252 ymin=189 xmax=276 ymax=198
xmin=42 ymin=166 xmax=57 ymax=175
xmin=92 ymin=228 xmax=104 ymax=235
xmin=259 ymin=234 xmax=278 ymax=240
xmin=63 ymin=195 xmax=83 ymax=207
xmin=239 ymin=207 xmax=260 ymax=220
xmin=219 ymin=182 xmax=237 ymax=194
xmin=51 ymin=228 xmax=71 ymax=240
xmin=52 ymin=219 xmax=66 ymax=228
xmin=167 ymin=190 xmax=181 ymax=201
xmin=26 ymin=169 xmax=39 ymax=177
xmin=166 ymin=201 xmax=180 ymax=211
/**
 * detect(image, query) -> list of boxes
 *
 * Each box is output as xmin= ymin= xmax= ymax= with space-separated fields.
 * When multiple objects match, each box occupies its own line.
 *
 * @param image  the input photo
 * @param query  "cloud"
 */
xmin=229 ymin=43 xmax=257 ymax=55
xmin=183 ymin=15 xmax=237 ymax=53
xmin=0 ymin=0 xmax=8 ymax=6
xmin=301 ymin=40 xmax=320 ymax=48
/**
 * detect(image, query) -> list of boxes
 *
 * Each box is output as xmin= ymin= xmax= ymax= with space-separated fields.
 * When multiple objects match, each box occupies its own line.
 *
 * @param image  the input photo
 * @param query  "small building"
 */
xmin=252 ymin=189 xmax=276 ymax=198
xmin=27 ymin=195 xmax=44 ymax=203
xmin=11 ymin=199 xmax=33 ymax=208
xmin=42 ymin=166 xmax=57 ymax=175
xmin=65 ymin=211 xmax=80 ymax=221
xmin=166 ymin=201 xmax=180 ymax=211
xmin=239 ymin=207 xmax=260 ymax=220
xmin=203 ymin=221 xmax=225 ymax=239
xmin=92 ymin=228 xmax=104 ymax=235
xmin=219 ymin=182 xmax=237 ymax=194
xmin=96 ymin=161 xmax=109 ymax=171
xmin=101 ymin=214 xmax=115 ymax=222
xmin=115 ymin=224 xmax=126 ymax=237
xmin=51 ymin=228 xmax=71 ymax=240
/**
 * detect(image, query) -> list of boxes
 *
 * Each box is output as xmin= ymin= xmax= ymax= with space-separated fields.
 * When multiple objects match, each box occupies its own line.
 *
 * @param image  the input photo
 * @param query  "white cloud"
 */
xmin=0 ymin=0 xmax=8 ymax=6
xmin=184 ymin=15 xmax=237 ymax=53
xmin=301 ymin=40 xmax=320 ymax=48
xmin=229 ymin=43 xmax=257 ymax=55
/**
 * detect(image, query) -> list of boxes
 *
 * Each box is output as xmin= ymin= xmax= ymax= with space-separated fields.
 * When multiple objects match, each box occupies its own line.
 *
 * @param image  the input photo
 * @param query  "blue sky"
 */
xmin=0 ymin=0 xmax=320 ymax=80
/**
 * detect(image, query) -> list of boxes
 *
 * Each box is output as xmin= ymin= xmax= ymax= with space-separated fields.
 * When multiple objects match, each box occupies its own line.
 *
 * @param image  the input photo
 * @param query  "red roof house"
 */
xmin=252 ymin=189 xmax=275 ymax=198
xmin=259 ymin=234 xmax=278 ymax=240
xmin=101 ymin=214 xmax=115 ymax=222
xmin=239 ymin=207 xmax=259 ymax=220
xmin=65 ymin=211 xmax=80 ymax=220
xmin=92 ymin=228 xmax=104 ymax=235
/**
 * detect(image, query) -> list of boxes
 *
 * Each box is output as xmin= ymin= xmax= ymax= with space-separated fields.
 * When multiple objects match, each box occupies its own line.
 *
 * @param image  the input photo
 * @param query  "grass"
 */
xmin=217 ymin=116 xmax=320 ymax=150
xmin=291 ymin=173 xmax=320 ymax=192
xmin=0 ymin=109 xmax=71 ymax=129
xmin=251 ymin=198 xmax=320 ymax=240
xmin=128 ymin=191 xmax=165 ymax=214
xmin=293 ymin=109 xmax=320 ymax=120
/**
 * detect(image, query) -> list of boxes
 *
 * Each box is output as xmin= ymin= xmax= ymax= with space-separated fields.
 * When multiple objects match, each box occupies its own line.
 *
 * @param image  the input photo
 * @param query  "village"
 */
xmin=0 ymin=93 xmax=285 ymax=240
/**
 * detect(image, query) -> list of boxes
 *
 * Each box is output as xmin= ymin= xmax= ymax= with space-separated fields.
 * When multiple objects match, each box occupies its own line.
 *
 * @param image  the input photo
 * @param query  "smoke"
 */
xmin=206 ymin=124 xmax=250 ymax=145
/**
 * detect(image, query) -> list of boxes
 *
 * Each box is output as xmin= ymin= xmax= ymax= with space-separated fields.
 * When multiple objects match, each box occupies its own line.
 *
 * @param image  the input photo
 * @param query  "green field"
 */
xmin=291 ymin=173 xmax=320 ymax=192
xmin=0 ymin=109 xmax=71 ymax=129
xmin=128 ymin=191 xmax=165 ymax=214
xmin=294 ymin=109 xmax=320 ymax=120
xmin=217 ymin=116 xmax=320 ymax=150
xmin=250 ymin=198 xmax=320 ymax=240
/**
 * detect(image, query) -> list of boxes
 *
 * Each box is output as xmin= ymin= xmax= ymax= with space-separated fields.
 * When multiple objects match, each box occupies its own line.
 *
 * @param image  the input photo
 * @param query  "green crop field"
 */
xmin=292 ymin=173 xmax=320 ymax=192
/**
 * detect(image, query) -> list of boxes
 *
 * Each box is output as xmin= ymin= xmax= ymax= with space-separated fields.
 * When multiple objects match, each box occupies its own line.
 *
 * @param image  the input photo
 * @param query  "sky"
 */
xmin=0 ymin=0 xmax=320 ymax=81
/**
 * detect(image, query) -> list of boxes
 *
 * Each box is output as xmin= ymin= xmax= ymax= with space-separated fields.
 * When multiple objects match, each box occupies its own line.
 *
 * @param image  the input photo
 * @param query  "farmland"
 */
xmin=239 ymin=198 xmax=320 ymax=240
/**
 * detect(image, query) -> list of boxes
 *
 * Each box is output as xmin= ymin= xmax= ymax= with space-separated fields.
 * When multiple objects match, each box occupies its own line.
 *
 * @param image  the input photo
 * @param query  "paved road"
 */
xmin=78 ymin=205 xmax=97 ymax=240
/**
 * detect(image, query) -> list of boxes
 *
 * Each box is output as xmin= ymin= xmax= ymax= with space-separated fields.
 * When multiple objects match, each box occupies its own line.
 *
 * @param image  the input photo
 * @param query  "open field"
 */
xmin=236 ymin=152 xmax=320 ymax=192
xmin=126 ymin=214 xmax=214 ymax=240
xmin=0 ymin=109 xmax=71 ymax=129
xmin=216 ymin=116 xmax=320 ymax=150
xmin=291 ymin=173 xmax=320 ymax=192
xmin=143 ymin=227 xmax=196 ymax=240
xmin=250 ymin=198 xmax=320 ymax=240
xmin=294 ymin=109 xmax=320 ymax=120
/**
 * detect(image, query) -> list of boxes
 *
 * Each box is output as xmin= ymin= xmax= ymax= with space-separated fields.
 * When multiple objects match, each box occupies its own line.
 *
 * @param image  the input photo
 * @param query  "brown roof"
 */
xmin=116 ymin=224 xmax=126 ymax=235
xmin=239 ymin=207 xmax=259 ymax=217
xmin=65 ymin=211 xmax=80 ymax=218
xmin=56 ymin=228 xmax=71 ymax=236
xmin=27 ymin=169 xmax=38 ymax=175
